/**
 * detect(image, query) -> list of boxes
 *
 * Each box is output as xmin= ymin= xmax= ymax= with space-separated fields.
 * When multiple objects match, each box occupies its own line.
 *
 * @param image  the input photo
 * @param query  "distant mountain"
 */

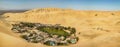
xmin=0 ymin=10 xmax=28 ymax=15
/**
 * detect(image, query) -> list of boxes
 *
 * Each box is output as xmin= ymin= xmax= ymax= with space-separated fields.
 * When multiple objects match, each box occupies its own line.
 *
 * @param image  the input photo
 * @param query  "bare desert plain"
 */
xmin=0 ymin=8 xmax=120 ymax=47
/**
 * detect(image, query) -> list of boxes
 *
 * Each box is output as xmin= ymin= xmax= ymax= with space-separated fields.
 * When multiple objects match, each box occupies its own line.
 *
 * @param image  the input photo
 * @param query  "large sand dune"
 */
xmin=0 ymin=8 xmax=120 ymax=47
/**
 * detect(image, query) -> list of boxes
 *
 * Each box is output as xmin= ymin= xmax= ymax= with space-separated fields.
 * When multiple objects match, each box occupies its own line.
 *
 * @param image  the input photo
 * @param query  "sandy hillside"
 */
xmin=1 ymin=8 xmax=120 ymax=47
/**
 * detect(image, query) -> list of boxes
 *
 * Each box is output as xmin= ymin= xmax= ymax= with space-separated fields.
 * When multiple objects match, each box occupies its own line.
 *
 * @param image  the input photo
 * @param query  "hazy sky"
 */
xmin=0 ymin=0 xmax=120 ymax=10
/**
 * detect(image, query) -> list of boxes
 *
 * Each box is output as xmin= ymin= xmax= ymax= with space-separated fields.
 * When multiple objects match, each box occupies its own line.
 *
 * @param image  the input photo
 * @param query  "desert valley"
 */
xmin=0 ymin=8 xmax=120 ymax=47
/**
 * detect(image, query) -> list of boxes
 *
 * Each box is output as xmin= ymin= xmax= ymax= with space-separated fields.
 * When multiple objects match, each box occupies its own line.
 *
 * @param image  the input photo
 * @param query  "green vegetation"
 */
xmin=69 ymin=28 xmax=76 ymax=34
xmin=21 ymin=35 xmax=28 ymax=40
xmin=20 ymin=22 xmax=35 ymax=28
xmin=57 ymin=43 xmax=68 ymax=46
xmin=37 ymin=27 xmax=70 ymax=37
xmin=36 ymin=25 xmax=77 ymax=37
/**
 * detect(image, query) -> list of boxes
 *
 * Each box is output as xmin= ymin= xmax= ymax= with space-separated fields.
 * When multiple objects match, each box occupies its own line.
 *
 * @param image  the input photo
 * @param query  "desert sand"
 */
xmin=0 ymin=8 xmax=120 ymax=47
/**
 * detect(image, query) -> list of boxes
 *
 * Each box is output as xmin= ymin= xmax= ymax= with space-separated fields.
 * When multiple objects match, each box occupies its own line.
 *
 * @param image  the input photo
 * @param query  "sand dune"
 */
xmin=0 ymin=8 xmax=120 ymax=47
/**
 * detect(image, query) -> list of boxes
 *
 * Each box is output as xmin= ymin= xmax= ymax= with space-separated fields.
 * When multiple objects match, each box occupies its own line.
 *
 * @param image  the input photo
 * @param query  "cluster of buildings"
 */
xmin=11 ymin=22 xmax=79 ymax=46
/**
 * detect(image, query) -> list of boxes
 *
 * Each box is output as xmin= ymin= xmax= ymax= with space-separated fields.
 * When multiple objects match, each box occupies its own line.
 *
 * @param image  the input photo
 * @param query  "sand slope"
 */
xmin=1 ymin=8 xmax=120 ymax=47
